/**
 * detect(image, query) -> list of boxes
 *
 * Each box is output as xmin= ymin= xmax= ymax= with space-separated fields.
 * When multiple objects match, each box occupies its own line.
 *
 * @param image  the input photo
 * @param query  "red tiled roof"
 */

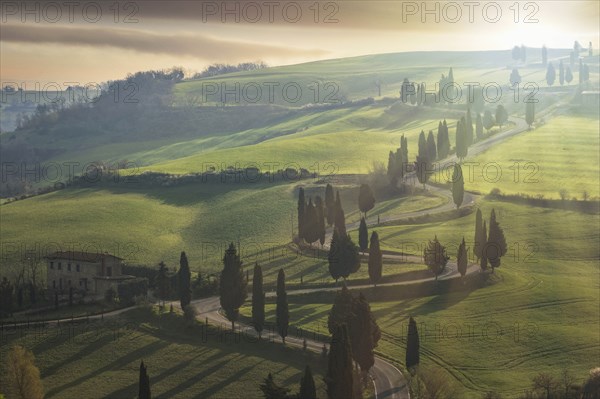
xmin=45 ymin=251 xmax=123 ymax=262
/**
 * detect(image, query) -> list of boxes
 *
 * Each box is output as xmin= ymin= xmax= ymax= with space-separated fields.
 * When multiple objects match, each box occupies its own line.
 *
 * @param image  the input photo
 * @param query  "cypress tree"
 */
xmin=483 ymin=110 xmax=495 ymax=132
xmin=138 ymin=360 xmax=151 ymax=399
xmin=276 ymin=268 xmax=289 ymax=343
xmin=451 ymin=164 xmax=464 ymax=209
xmin=487 ymin=209 xmax=507 ymax=272
xmin=178 ymin=251 xmax=191 ymax=309
xmin=474 ymin=208 xmax=483 ymax=260
xmin=298 ymin=187 xmax=306 ymax=240
xmin=327 ymin=284 xmax=354 ymax=334
xmin=387 ymin=150 xmax=397 ymax=187
xmin=480 ymin=221 xmax=488 ymax=271
xmin=542 ymin=45 xmax=547 ymax=66
xmin=405 ymin=316 xmax=420 ymax=374
xmin=219 ymin=243 xmax=247 ymax=329
xmin=416 ymin=154 xmax=431 ymax=188
xmin=358 ymin=217 xmax=368 ymax=253
xmin=358 ymin=184 xmax=375 ymax=217
xmin=299 ymin=365 xmax=317 ymax=399
xmin=476 ymin=113 xmax=483 ymax=139
xmin=423 ymin=236 xmax=449 ymax=280
xmin=495 ymin=105 xmax=508 ymax=128
xmin=455 ymin=118 xmax=468 ymax=161
xmin=340 ymin=234 xmax=360 ymax=278
xmin=426 ymin=130 xmax=437 ymax=162
xmin=526 ymin=101 xmax=535 ymax=128
xmin=304 ymin=197 xmax=318 ymax=244
xmin=325 ymin=184 xmax=335 ymax=226
xmin=334 ymin=191 xmax=347 ymax=236
xmin=325 ymin=324 xmax=354 ymax=399
xmin=457 ymin=237 xmax=468 ymax=278
xmin=252 ymin=263 xmax=265 ymax=338
xmin=418 ymin=130 xmax=427 ymax=159
xmin=565 ymin=66 xmax=573 ymax=84
xmin=559 ymin=60 xmax=565 ymax=85
xmin=436 ymin=121 xmax=444 ymax=158
xmin=546 ymin=62 xmax=556 ymax=86
xmin=351 ymin=293 xmax=381 ymax=374
xmin=466 ymin=107 xmax=474 ymax=146
xmin=442 ymin=119 xmax=450 ymax=157
xmin=401 ymin=135 xmax=408 ymax=164
xmin=368 ymin=231 xmax=383 ymax=287
xmin=328 ymin=230 xmax=342 ymax=281
xmin=315 ymin=195 xmax=326 ymax=246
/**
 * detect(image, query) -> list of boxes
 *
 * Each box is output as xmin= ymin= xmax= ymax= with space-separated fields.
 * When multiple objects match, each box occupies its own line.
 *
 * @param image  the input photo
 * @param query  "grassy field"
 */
xmin=431 ymin=115 xmax=600 ymax=199
xmin=0 ymin=177 xmax=441 ymax=277
xmin=175 ymin=49 xmax=578 ymax=107
xmin=0 ymin=306 xmax=326 ymax=399
xmin=241 ymin=199 xmax=600 ymax=397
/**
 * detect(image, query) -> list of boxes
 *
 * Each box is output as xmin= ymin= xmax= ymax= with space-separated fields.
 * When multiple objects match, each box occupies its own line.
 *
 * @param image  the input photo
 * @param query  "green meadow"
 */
xmin=0 ymin=307 xmax=326 ymax=399
xmin=242 ymin=199 xmax=600 ymax=397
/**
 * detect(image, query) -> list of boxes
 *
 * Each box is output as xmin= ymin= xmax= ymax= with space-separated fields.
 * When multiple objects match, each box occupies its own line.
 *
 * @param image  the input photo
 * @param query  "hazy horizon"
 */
xmin=1 ymin=0 xmax=598 ymax=84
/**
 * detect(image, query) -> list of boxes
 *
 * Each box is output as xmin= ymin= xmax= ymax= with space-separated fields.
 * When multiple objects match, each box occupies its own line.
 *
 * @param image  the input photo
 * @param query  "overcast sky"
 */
xmin=1 ymin=1 xmax=598 ymax=84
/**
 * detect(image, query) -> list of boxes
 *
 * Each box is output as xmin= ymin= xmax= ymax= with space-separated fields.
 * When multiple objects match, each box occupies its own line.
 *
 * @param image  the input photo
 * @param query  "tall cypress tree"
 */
xmin=405 ymin=316 xmax=420 ymax=374
xmin=542 ymin=45 xmax=547 ymax=66
xmin=328 ymin=284 xmax=354 ymax=334
xmin=526 ymin=101 xmax=535 ymax=128
xmin=304 ymin=197 xmax=318 ymax=244
xmin=474 ymin=208 xmax=483 ymax=260
xmin=546 ymin=62 xmax=556 ymax=86
xmin=559 ymin=60 xmax=565 ymax=85
xmin=299 ymin=365 xmax=317 ymax=399
xmin=252 ymin=263 xmax=265 ymax=338
xmin=442 ymin=119 xmax=450 ymax=157
xmin=328 ymin=230 xmax=342 ymax=281
xmin=219 ymin=243 xmax=247 ymax=329
xmin=426 ymin=130 xmax=437 ymax=162
xmin=368 ymin=231 xmax=382 ymax=287
xmin=325 ymin=324 xmax=354 ymax=399
xmin=487 ymin=209 xmax=507 ymax=272
xmin=138 ymin=360 xmax=151 ymax=399
xmin=334 ymin=191 xmax=347 ymax=236
xmin=351 ymin=293 xmax=380 ymax=374
xmin=480 ymin=221 xmax=488 ymax=271
xmin=466 ymin=107 xmax=474 ymax=146
xmin=451 ymin=164 xmax=464 ymax=209
xmin=416 ymin=154 xmax=431 ymax=188
xmin=325 ymin=184 xmax=335 ymax=226
xmin=387 ymin=150 xmax=397 ymax=187
xmin=358 ymin=217 xmax=368 ymax=253
xmin=315 ymin=195 xmax=326 ymax=246
xmin=276 ymin=269 xmax=289 ymax=343
xmin=178 ymin=251 xmax=191 ymax=309
xmin=401 ymin=135 xmax=408 ymax=164
xmin=436 ymin=121 xmax=444 ymax=158
xmin=418 ymin=130 xmax=427 ymax=159
xmin=455 ymin=119 xmax=468 ymax=161
xmin=457 ymin=237 xmax=468 ymax=278
xmin=298 ymin=187 xmax=306 ymax=240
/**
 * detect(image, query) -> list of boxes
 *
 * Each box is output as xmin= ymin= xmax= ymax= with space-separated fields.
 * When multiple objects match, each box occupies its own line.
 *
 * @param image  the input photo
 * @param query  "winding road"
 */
xmin=6 ymin=112 xmax=544 ymax=399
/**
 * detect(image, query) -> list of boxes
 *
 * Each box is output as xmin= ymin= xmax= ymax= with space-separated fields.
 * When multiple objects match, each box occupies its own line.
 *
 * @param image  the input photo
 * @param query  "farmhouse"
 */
xmin=45 ymin=251 xmax=134 ymax=295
